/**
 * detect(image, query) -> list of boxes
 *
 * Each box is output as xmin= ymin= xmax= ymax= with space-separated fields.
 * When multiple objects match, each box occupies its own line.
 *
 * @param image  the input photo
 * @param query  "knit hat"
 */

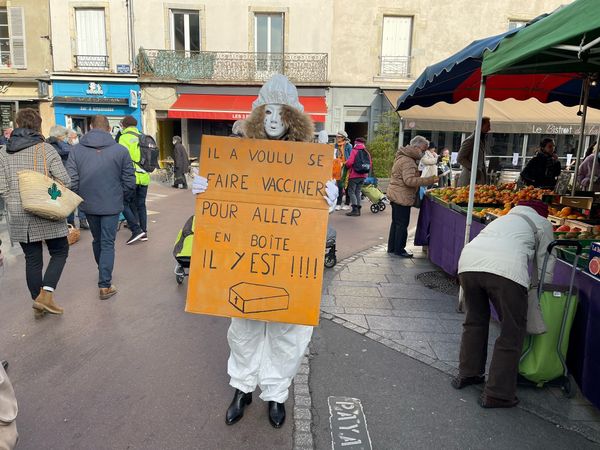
xmin=252 ymin=74 xmax=304 ymax=112
xmin=517 ymin=199 xmax=549 ymax=218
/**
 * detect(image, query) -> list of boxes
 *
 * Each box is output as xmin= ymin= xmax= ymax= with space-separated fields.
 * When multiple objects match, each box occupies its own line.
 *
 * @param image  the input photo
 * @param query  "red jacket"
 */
xmin=345 ymin=144 xmax=372 ymax=179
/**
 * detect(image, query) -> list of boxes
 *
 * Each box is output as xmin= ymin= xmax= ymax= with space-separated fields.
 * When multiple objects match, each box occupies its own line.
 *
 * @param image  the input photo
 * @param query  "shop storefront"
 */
xmin=166 ymin=86 xmax=327 ymax=158
xmin=52 ymin=79 xmax=142 ymax=136
xmin=385 ymin=94 xmax=600 ymax=171
xmin=0 ymin=79 xmax=51 ymax=132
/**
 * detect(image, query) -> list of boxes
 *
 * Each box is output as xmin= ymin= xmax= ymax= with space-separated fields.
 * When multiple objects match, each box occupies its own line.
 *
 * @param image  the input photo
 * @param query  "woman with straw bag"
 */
xmin=0 ymin=109 xmax=71 ymax=317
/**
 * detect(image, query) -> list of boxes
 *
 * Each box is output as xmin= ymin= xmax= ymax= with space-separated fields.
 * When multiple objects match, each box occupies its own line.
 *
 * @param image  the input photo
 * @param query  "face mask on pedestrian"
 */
xmin=70 ymin=137 xmax=79 ymax=145
xmin=172 ymin=139 xmax=177 ymax=145
xmin=263 ymin=104 xmax=287 ymax=139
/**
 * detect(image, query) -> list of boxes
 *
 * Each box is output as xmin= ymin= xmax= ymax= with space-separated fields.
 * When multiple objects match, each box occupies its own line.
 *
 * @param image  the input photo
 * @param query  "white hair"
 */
xmin=410 ymin=135 xmax=429 ymax=147
xmin=49 ymin=125 xmax=68 ymax=139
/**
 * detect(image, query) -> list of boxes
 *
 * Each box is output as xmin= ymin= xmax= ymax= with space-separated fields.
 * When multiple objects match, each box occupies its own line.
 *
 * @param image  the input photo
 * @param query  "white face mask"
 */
xmin=263 ymin=104 xmax=287 ymax=139
xmin=172 ymin=140 xmax=177 ymax=145
xmin=71 ymin=137 xmax=79 ymax=145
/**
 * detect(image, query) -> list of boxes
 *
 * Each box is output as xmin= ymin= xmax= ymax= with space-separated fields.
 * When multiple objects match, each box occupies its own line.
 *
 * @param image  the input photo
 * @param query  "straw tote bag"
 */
xmin=17 ymin=145 xmax=83 ymax=221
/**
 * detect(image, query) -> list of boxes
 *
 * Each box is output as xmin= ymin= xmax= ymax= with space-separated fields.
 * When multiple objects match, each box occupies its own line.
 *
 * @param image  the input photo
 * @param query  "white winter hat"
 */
xmin=252 ymin=74 xmax=304 ymax=112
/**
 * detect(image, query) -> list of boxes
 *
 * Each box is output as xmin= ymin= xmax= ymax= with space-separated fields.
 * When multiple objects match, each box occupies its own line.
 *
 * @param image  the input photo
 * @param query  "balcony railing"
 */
xmin=75 ymin=55 xmax=109 ymax=71
xmin=137 ymin=49 xmax=328 ymax=83
xmin=379 ymin=55 xmax=412 ymax=78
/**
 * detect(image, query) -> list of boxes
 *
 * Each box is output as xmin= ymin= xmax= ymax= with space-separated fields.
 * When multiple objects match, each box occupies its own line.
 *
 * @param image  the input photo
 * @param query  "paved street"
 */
xmin=1 ymin=182 xmax=599 ymax=449
xmin=311 ymin=320 xmax=599 ymax=450
xmin=0 ymin=183 xmax=296 ymax=449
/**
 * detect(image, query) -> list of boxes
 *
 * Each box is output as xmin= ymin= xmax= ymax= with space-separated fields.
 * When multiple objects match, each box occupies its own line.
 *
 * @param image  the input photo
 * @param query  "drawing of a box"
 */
xmin=229 ymin=282 xmax=290 ymax=314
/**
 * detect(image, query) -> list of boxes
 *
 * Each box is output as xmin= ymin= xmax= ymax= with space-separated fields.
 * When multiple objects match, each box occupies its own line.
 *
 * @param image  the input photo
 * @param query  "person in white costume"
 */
xmin=192 ymin=75 xmax=338 ymax=428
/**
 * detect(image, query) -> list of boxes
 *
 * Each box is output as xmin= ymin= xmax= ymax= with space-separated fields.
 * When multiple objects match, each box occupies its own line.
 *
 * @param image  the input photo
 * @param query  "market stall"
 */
xmin=415 ymin=190 xmax=600 ymax=410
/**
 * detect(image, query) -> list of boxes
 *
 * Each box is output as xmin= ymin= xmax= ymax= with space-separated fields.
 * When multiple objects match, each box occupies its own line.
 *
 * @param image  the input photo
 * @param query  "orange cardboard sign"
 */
xmin=185 ymin=135 xmax=331 ymax=326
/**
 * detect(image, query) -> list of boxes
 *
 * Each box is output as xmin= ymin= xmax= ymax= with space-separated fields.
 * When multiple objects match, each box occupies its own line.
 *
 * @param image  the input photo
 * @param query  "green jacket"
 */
xmin=118 ymin=126 xmax=150 ymax=186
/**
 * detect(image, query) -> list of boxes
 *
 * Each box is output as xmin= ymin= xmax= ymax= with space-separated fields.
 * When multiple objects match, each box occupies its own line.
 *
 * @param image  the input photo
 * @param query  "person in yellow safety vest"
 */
xmin=118 ymin=115 xmax=150 ymax=245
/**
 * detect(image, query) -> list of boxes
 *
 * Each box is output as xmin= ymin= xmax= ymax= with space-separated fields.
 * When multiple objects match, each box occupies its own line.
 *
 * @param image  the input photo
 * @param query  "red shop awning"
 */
xmin=167 ymin=94 xmax=327 ymax=122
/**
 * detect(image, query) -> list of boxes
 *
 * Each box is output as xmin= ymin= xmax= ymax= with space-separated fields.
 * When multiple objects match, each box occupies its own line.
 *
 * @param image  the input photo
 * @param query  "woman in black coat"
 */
xmin=520 ymin=138 xmax=562 ymax=189
xmin=172 ymin=136 xmax=189 ymax=189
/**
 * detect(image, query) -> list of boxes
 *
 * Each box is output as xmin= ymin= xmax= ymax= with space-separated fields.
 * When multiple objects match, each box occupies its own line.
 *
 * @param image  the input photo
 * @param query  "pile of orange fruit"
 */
xmin=548 ymin=206 xmax=587 ymax=220
xmin=429 ymin=184 xmax=551 ymax=206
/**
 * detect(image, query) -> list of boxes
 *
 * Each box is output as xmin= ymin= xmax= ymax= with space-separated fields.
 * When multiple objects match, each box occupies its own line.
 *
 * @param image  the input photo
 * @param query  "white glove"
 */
xmin=323 ymin=179 xmax=339 ymax=213
xmin=191 ymin=168 xmax=208 ymax=195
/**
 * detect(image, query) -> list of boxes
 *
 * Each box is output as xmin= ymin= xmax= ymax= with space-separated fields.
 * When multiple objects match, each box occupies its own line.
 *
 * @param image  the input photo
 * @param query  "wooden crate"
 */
xmin=547 ymin=215 xmax=565 ymax=226
xmin=560 ymin=196 xmax=594 ymax=210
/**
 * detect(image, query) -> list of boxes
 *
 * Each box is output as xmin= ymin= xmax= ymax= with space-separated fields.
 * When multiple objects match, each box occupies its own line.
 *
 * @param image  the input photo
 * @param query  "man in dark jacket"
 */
xmin=172 ymin=135 xmax=189 ymax=189
xmin=520 ymin=138 xmax=562 ymax=189
xmin=66 ymin=115 xmax=136 ymax=300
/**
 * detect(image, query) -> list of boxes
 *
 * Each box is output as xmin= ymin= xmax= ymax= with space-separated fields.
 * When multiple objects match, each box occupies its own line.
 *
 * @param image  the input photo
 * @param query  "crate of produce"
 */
xmin=557 ymin=246 xmax=590 ymax=270
xmin=564 ymin=220 xmax=594 ymax=233
xmin=560 ymin=195 xmax=594 ymax=210
xmin=547 ymin=215 xmax=565 ymax=226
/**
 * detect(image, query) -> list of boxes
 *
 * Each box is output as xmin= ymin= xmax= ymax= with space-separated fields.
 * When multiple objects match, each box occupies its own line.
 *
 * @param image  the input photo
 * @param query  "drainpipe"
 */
xmin=126 ymin=0 xmax=136 ymax=67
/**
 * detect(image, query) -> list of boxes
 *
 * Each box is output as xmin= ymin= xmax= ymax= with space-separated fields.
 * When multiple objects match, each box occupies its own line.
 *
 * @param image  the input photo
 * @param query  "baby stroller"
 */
xmin=361 ymin=177 xmax=387 ymax=213
xmin=173 ymin=215 xmax=195 ymax=284
xmin=325 ymin=224 xmax=337 ymax=268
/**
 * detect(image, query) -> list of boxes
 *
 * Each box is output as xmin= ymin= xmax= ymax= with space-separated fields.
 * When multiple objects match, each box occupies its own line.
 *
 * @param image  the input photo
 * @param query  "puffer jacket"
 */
xmin=458 ymin=206 xmax=555 ymax=288
xmin=345 ymin=144 xmax=372 ymax=179
xmin=387 ymin=145 xmax=436 ymax=206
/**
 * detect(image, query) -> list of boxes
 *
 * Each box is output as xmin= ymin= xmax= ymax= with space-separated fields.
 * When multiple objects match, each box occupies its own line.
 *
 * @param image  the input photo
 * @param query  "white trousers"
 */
xmin=227 ymin=318 xmax=313 ymax=403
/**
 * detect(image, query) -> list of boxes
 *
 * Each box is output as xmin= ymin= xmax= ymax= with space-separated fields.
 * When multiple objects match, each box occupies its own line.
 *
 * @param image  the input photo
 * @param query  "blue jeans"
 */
xmin=123 ymin=184 xmax=148 ymax=235
xmin=86 ymin=214 xmax=119 ymax=288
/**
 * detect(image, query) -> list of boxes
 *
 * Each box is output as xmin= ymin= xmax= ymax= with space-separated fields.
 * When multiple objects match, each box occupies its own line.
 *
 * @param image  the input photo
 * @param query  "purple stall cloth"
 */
xmin=414 ymin=196 xmax=600 ymax=410
xmin=414 ymin=197 xmax=485 ymax=277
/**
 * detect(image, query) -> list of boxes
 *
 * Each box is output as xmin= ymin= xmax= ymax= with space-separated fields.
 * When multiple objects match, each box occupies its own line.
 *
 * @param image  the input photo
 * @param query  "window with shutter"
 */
xmin=8 ymin=7 xmax=26 ymax=68
xmin=380 ymin=16 xmax=412 ymax=77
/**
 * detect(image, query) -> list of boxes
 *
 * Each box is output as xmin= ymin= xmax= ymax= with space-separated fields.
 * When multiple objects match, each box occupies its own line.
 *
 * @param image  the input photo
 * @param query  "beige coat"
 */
xmin=387 ymin=145 xmax=436 ymax=206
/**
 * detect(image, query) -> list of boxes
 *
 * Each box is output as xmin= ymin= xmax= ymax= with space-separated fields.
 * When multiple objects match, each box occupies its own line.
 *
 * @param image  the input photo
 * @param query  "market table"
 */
xmin=415 ymin=196 xmax=600 ymax=409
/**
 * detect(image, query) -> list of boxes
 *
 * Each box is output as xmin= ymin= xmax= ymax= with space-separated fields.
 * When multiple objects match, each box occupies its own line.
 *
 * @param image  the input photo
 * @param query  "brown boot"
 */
xmin=99 ymin=285 xmax=117 ymax=300
xmin=32 ymin=290 xmax=64 ymax=315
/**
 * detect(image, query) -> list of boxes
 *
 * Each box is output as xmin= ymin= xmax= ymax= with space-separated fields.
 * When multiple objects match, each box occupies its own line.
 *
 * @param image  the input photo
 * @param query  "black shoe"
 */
xmin=357 ymin=205 xmax=361 ymax=216
xmin=1 ymin=360 xmax=7 ymax=371
xmin=225 ymin=389 xmax=252 ymax=425
xmin=451 ymin=375 xmax=485 ymax=390
xmin=140 ymin=232 xmax=148 ymax=242
xmin=345 ymin=206 xmax=359 ymax=217
xmin=479 ymin=394 xmax=519 ymax=409
xmin=126 ymin=231 xmax=145 ymax=245
xmin=79 ymin=218 xmax=89 ymax=230
xmin=398 ymin=251 xmax=414 ymax=258
xmin=268 ymin=401 xmax=286 ymax=428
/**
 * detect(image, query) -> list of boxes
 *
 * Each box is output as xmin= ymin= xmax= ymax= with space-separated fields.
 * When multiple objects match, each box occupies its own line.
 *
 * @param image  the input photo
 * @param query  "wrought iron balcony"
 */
xmin=137 ymin=49 xmax=328 ymax=84
xmin=379 ymin=55 xmax=412 ymax=78
xmin=75 ymin=55 xmax=110 ymax=71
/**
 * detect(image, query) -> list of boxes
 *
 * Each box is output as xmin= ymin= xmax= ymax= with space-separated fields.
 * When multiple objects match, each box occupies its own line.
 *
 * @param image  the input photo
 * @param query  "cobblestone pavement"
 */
xmin=319 ymin=243 xmax=600 ymax=444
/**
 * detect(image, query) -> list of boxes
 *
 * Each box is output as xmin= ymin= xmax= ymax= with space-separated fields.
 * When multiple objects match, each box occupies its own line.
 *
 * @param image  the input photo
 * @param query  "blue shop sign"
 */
xmin=53 ymin=80 xmax=140 ymax=100
xmin=53 ymin=80 xmax=142 ymax=129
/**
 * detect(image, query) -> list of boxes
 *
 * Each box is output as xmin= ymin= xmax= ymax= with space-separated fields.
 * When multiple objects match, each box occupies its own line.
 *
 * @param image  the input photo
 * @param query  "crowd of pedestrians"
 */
xmin=0 ymin=111 xmax=153 ymax=315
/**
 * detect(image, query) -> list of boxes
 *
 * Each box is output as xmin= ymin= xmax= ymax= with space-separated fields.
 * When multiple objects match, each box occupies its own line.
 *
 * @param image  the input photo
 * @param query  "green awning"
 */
xmin=482 ymin=0 xmax=600 ymax=76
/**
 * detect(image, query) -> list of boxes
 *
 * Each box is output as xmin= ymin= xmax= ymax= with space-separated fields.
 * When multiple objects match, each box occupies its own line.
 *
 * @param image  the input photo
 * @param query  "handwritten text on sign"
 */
xmin=186 ymin=136 xmax=331 ymax=326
